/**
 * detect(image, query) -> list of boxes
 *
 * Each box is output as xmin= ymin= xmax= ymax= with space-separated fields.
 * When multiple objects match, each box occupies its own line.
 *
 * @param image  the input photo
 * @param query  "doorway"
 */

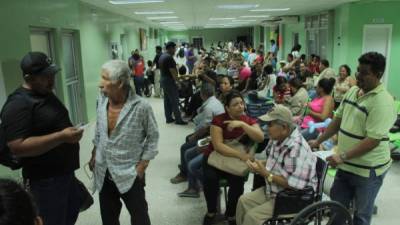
xmin=192 ymin=37 xmax=204 ymax=49
xmin=62 ymin=31 xmax=86 ymax=125
xmin=362 ymin=24 xmax=392 ymax=87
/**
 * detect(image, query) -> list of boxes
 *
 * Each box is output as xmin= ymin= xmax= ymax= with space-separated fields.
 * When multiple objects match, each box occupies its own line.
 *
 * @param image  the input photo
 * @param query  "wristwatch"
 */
xmin=267 ymin=173 xmax=274 ymax=183
xmin=339 ymin=152 xmax=347 ymax=161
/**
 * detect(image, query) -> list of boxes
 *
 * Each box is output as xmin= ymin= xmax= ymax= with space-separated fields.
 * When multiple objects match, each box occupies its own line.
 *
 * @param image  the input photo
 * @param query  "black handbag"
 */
xmin=272 ymin=186 xmax=315 ymax=217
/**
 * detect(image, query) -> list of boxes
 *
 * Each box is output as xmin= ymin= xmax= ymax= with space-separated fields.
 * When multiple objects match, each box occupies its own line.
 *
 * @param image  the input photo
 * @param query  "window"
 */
xmin=305 ymin=12 xmax=332 ymax=60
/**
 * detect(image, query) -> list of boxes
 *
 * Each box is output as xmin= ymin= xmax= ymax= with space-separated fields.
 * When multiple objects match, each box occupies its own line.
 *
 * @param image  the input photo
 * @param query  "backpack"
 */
xmin=0 ymin=91 xmax=35 ymax=170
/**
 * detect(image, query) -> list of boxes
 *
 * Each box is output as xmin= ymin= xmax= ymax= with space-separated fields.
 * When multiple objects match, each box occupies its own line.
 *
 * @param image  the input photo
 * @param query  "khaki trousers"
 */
xmin=236 ymin=187 xmax=275 ymax=225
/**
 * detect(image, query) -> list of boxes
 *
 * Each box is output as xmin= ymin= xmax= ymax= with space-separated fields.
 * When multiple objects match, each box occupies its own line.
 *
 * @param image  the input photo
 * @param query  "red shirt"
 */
xmin=133 ymin=59 xmax=145 ymax=77
xmin=204 ymin=113 xmax=257 ymax=156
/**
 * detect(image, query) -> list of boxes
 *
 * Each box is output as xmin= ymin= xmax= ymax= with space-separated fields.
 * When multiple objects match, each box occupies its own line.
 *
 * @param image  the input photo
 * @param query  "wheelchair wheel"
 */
xmin=291 ymin=201 xmax=352 ymax=225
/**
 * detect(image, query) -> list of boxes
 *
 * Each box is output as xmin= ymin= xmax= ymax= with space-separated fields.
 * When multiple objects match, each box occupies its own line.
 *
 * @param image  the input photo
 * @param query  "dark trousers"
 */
xmin=203 ymin=156 xmax=245 ymax=217
xmin=133 ymin=76 xmax=145 ymax=96
xmin=187 ymin=91 xmax=203 ymax=117
xmin=99 ymin=172 xmax=150 ymax=225
xmin=162 ymin=82 xmax=184 ymax=123
xmin=28 ymin=173 xmax=82 ymax=225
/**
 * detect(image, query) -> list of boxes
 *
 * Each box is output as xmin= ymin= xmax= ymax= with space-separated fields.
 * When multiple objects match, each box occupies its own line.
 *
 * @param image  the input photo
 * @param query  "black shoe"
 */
xmin=203 ymin=214 xmax=216 ymax=225
xmin=177 ymin=189 xmax=200 ymax=198
xmin=175 ymin=121 xmax=188 ymax=125
xmin=166 ymin=119 xmax=175 ymax=124
xmin=227 ymin=219 xmax=237 ymax=225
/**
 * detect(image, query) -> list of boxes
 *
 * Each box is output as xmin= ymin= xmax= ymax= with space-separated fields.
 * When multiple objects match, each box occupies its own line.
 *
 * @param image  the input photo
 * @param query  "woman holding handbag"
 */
xmin=202 ymin=90 xmax=264 ymax=225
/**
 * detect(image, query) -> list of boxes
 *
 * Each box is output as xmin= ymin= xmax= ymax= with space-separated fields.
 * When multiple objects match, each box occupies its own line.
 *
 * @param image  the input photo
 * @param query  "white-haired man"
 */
xmin=89 ymin=60 xmax=159 ymax=225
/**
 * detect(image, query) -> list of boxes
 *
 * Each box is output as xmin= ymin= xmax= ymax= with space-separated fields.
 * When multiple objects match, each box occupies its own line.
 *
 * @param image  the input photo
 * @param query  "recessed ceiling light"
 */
xmin=209 ymin=17 xmax=235 ymax=20
xmin=217 ymin=4 xmax=259 ymax=9
xmin=160 ymin=21 xmax=182 ymax=24
xmin=109 ymin=0 xmax=164 ymax=4
xmin=147 ymin=16 xmax=178 ymax=20
xmin=240 ymin=15 xmax=270 ymax=18
xmin=250 ymin=8 xmax=290 ymax=12
xmin=134 ymin=11 xmax=174 ymax=15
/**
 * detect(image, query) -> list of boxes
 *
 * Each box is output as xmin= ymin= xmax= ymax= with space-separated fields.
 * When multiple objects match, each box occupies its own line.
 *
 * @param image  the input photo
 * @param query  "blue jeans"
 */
xmin=184 ymin=147 xmax=203 ymax=190
xmin=28 ymin=173 xmax=82 ymax=225
xmin=330 ymin=169 xmax=387 ymax=225
xmin=179 ymin=135 xmax=198 ymax=176
xmin=134 ymin=76 xmax=145 ymax=96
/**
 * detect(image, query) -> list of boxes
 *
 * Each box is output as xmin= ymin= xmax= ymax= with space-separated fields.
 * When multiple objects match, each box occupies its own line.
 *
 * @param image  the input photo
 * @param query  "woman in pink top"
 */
xmin=301 ymin=78 xmax=335 ymax=141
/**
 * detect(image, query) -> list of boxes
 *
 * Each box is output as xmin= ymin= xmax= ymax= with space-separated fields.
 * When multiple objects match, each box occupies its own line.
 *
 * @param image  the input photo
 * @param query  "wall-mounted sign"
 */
xmin=372 ymin=18 xmax=385 ymax=24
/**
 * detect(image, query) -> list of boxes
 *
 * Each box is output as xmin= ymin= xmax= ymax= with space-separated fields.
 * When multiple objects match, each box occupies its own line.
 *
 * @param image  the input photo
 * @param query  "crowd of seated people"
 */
xmin=166 ymin=40 xmax=362 ymax=225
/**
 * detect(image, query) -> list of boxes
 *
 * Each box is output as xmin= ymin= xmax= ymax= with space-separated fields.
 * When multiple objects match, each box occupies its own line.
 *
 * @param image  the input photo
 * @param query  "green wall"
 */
xmin=0 ymin=0 xmax=166 ymax=175
xmin=278 ymin=1 xmax=400 ymax=98
xmin=282 ymin=17 xmax=307 ymax=60
xmin=79 ymin=2 xmax=165 ymax=119
xmin=344 ymin=1 xmax=400 ymax=98
xmin=166 ymin=27 xmax=252 ymax=49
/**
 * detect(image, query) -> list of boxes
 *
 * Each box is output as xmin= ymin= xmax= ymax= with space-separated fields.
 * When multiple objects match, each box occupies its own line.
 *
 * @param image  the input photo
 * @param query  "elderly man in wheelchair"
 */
xmin=236 ymin=105 xmax=318 ymax=225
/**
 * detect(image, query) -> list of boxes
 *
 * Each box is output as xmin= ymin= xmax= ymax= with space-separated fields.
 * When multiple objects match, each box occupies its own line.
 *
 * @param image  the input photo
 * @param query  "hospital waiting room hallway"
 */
xmin=72 ymin=97 xmax=400 ymax=225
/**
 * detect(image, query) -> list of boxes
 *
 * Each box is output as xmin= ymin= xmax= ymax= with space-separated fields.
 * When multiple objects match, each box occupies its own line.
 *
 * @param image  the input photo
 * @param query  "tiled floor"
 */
xmin=75 ymin=96 xmax=400 ymax=225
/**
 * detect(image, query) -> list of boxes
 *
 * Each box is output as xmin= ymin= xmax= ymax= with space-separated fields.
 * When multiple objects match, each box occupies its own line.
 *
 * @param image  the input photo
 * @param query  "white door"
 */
xmin=362 ymin=24 xmax=392 ymax=87
xmin=62 ymin=32 xmax=85 ymax=125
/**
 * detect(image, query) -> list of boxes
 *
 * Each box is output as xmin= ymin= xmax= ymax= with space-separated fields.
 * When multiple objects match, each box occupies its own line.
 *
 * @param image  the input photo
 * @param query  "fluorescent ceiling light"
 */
xmin=134 ymin=11 xmax=174 ymax=15
xmin=209 ymin=17 xmax=235 ymax=20
xmin=147 ymin=16 xmax=178 ymax=20
xmin=160 ymin=21 xmax=182 ymax=24
xmin=240 ymin=15 xmax=270 ymax=18
xmin=110 ymin=0 xmax=164 ymax=4
xmin=218 ymin=4 xmax=259 ymax=9
xmin=205 ymin=24 xmax=226 ymax=26
xmin=250 ymin=8 xmax=290 ymax=12
xmin=232 ymin=19 xmax=256 ymax=22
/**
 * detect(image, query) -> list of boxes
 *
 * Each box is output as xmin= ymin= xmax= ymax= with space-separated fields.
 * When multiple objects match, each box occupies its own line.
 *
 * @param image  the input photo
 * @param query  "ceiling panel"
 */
xmin=80 ymin=0 xmax=360 ymax=30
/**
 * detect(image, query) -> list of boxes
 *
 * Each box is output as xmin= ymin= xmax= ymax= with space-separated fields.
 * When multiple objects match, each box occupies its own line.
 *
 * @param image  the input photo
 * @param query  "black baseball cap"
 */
xmin=165 ymin=41 xmax=176 ymax=49
xmin=20 ymin=52 xmax=61 ymax=77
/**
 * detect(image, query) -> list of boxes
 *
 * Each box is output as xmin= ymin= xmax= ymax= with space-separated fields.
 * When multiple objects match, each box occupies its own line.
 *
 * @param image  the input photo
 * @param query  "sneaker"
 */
xmin=170 ymin=173 xmax=187 ymax=184
xmin=177 ymin=188 xmax=200 ymax=198
xmin=203 ymin=214 xmax=216 ymax=225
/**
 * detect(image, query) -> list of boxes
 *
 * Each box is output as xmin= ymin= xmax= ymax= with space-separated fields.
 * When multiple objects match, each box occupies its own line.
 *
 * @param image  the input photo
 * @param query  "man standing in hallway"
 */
xmin=159 ymin=41 xmax=187 ymax=125
xmin=89 ymin=60 xmax=159 ymax=225
xmin=1 ymin=52 xmax=86 ymax=225
xmin=309 ymin=52 xmax=396 ymax=225
xmin=186 ymin=44 xmax=196 ymax=74
xmin=152 ymin=46 xmax=162 ymax=97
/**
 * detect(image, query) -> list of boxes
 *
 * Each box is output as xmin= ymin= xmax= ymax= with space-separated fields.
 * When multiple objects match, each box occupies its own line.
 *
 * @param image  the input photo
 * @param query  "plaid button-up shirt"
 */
xmin=93 ymin=91 xmax=159 ymax=194
xmin=264 ymin=128 xmax=317 ymax=197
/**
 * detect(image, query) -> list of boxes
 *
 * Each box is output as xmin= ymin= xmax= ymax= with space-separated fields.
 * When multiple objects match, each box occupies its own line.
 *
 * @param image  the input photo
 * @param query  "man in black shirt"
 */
xmin=153 ymin=46 xmax=162 ymax=97
xmin=159 ymin=42 xmax=187 ymax=125
xmin=0 ymin=52 xmax=85 ymax=225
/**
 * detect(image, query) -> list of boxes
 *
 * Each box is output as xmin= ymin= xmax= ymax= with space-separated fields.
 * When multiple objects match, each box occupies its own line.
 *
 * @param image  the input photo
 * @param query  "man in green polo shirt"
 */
xmin=309 ymin=52 xmax=396 ymax=225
